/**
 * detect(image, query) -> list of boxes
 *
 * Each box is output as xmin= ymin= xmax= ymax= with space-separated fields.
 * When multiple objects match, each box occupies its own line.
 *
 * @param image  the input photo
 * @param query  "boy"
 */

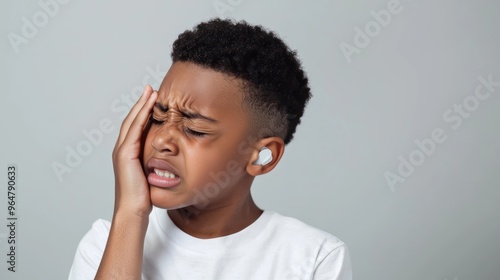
xmin=69 ymin=18 xmax=352 ymax=279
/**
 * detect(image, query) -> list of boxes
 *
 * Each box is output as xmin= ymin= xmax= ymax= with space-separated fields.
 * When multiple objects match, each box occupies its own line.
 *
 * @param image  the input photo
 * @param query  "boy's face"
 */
xmin=142 ymin=62 xmax=254 ymax=210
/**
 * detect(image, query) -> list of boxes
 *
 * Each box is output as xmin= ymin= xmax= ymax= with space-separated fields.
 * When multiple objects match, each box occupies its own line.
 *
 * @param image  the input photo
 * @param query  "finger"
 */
xmin=116 ymin=85 xmax=154 ymax=146
xmin=122 ymin=91 xmax=158 ymax=147
xmin=119 ymin=85 xmax=153 ymax=143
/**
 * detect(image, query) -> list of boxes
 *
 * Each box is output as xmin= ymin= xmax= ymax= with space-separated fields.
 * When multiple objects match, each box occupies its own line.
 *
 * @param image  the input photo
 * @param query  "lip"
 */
xmin=146 ymin=158 xmax=181 ymax=188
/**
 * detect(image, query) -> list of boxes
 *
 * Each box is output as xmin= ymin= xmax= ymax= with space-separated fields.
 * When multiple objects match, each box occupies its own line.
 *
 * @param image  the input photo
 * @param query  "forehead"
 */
xmin=157 ymin=62 xmax=245 ymax=116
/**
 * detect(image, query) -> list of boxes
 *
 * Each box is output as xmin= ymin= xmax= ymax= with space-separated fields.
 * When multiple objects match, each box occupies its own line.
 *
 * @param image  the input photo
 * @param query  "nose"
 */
xmin=150 ymin=122 xmax=179 ymax=155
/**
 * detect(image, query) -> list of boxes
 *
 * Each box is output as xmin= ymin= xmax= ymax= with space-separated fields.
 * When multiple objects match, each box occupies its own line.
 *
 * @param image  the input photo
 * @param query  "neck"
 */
xmin=167 ymin=194 xmax=262 ymax=239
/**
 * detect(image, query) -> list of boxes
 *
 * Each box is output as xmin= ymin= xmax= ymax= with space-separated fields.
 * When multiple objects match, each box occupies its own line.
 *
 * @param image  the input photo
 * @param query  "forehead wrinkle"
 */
xmin=168 ymin=90 xmax=197 ymax=115
xmin=158 ymin=84 xmax=218 ymax=123
xmin=157 ymin=80 xmax=192 ymax=109
xmin=157 ymin=62 xmax=247 ymax=122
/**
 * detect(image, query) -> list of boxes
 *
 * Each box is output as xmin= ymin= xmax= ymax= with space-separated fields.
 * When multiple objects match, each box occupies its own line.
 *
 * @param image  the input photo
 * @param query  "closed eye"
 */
xmin=149 ymin=114 xmax=165 ymax=125
xmin=150 ymin=115 xmax=207 ymax=137
xmin=185 ymin=128 xmax=207 ymax=137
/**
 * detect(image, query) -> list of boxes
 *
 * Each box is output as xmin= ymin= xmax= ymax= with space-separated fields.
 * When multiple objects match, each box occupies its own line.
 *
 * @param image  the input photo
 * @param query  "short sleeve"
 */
xmin=313 ymin=244 xmax=353 ymax=280
xmin=68 ymin=219 xmax=111 ymax=280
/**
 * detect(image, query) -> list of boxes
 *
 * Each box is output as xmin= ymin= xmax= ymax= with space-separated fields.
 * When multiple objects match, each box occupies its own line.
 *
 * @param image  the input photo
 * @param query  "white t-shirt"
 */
xmin=69 ymin=207 xmax=352 ymax=279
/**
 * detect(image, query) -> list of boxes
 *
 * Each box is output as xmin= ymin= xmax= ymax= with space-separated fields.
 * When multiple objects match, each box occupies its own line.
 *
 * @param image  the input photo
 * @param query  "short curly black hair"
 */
xmin=171 ymin=18 xmax=311 ymax=144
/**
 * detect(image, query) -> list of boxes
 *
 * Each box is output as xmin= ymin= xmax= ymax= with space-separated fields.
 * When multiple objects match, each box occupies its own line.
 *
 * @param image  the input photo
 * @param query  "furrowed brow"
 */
xmin=154 ymin=103 xmax=218 ymax=123
xmin=154 ymin=103 xmax=168 ymax=112
xmin=181 ymin=110 xmax=218 ymax=123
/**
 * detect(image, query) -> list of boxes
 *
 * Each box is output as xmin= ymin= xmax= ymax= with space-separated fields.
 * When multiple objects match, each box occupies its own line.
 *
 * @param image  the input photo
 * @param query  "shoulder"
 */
xmin=78 ymin=219 xmax=111 ymax=250
xmin=266 ymin=211 xmax=346 ymax=249
xmin=264 ymin=211 xmax=352 ymax=279
xmin=68 ymin=219 xmax=111 ymax=280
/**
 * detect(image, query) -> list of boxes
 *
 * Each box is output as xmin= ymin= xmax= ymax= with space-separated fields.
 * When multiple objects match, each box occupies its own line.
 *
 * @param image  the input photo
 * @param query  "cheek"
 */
xmin=187 ymin=139 xmax=245 ymax=177
xmin=183 ymin=144 xmax=215 ymax=170
xmin=181 ymin=144 xmax=223 ymax=182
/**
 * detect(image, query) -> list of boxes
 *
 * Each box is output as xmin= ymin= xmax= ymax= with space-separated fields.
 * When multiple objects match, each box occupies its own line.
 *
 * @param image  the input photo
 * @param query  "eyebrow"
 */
xmin=154 ymin=103 xmax=218 ymax=123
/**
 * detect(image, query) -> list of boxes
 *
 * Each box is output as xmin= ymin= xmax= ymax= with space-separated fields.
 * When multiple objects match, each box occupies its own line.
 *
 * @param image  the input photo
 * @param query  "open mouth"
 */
xmin=153 ymin=168 xmax=178 ymax=179
xmin=146 ymin=158 xmax=182 ymax=188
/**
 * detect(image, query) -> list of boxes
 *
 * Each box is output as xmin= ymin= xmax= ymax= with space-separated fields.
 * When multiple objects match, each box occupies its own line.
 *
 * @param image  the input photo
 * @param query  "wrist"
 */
xmin=112 ymin=207 xmax=150 ymax=231
xmin=113 ymin=200 xmax=152 ymax=218
xmin=96 ymin=206 xmax=149 ymax=279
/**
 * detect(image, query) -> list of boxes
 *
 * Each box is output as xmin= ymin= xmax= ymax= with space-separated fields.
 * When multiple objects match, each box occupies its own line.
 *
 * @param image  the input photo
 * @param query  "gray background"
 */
xmin=1 ymin=0 xmax=499 ymax=279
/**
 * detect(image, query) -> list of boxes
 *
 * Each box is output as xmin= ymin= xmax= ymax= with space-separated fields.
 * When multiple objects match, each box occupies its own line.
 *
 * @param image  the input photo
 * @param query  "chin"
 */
xmin=149 ymin=187 xmax=191 ymax=210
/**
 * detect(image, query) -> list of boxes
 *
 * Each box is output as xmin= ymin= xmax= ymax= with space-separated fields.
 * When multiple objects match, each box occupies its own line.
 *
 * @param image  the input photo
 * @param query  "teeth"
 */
xmin=154 ymin=168 xmax=176 ymax=179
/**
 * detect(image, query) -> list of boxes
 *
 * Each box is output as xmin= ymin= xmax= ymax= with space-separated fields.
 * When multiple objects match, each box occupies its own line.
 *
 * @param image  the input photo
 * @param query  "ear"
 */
xmin=246 ymin=136 xmax=285 ymax=176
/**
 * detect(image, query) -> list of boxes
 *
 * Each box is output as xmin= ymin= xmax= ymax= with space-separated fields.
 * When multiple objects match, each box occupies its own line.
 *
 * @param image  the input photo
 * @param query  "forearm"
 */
xmin=95 ymin=210 xmax=149 ymax=280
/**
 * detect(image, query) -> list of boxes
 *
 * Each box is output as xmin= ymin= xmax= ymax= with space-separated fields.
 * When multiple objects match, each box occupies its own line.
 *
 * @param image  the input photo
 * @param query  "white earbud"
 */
xmin=253 ymin=147 xmax=273 ymax=166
